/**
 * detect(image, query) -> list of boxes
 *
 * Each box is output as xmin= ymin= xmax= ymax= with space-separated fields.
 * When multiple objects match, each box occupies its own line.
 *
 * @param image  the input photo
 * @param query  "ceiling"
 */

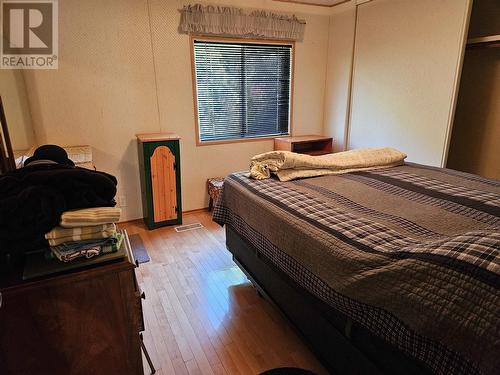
xmin=273 ymin=0 xmax=350 ymax=7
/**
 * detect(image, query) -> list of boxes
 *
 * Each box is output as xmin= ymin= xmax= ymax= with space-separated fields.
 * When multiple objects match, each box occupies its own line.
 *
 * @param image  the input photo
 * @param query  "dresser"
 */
xmin=0 ymin=231 xmax=145 ymax=375
xmin=137 ymin=133 xmax=182 ymax=229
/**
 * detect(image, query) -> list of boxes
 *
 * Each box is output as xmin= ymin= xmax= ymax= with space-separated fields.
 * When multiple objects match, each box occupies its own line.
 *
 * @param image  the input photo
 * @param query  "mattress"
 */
xmin=213 ymin=163 xmax=500 ymax=375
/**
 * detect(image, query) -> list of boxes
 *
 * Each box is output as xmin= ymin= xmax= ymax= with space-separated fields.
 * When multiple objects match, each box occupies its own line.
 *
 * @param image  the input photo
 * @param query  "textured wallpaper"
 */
xmin=23 ymin=0 xmax=331 ymax=220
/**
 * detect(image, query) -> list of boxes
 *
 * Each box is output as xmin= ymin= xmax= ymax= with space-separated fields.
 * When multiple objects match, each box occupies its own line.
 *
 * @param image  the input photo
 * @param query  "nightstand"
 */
xmin=274 ymin=135 xmax=333 ymax=156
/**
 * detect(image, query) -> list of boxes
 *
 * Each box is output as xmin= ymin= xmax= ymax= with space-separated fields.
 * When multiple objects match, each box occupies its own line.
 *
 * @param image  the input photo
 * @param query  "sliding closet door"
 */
xmin=348 ymin=0 xmax=470 ymax=167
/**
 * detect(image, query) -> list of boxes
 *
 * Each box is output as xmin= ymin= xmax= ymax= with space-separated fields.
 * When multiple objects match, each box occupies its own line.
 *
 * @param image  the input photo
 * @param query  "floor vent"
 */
xmin=175 ymin=222 xmax=204 ymax=233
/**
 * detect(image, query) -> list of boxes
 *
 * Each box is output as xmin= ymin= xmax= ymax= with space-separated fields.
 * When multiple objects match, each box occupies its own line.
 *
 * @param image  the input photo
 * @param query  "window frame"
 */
xmin=190 ymin=35 xmax=295 ymax=146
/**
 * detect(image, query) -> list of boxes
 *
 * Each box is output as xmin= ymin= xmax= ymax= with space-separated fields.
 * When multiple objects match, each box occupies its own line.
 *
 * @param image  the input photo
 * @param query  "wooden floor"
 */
xmin=121 ymin=211 xmax=327 ymax=375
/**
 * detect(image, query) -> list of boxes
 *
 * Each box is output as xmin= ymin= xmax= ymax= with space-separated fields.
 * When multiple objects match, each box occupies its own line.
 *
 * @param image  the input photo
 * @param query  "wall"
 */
xmin=0 ymin=67 xmax=34 ymax=151
xmin=346 ymin=0 xmax=470 ymax=166
xmin=23 ymin=0 xmax=330 ymax=221
xmin=148 ymin=0 xmax=330 ymax=215
xmin=323 ymin=4 xmax=356 ymax=152
xmin=23 ymin=0 xmax=159 ymax=221
xmin=447 ymin=48 xmax=500 ymax=179
xmin=17 ymin=0 xmax=479 ymax=221
xmin=447 ymin=0 xmax=500 ymax=180
xmin=466 ymin=0 xmax=500 ymax=39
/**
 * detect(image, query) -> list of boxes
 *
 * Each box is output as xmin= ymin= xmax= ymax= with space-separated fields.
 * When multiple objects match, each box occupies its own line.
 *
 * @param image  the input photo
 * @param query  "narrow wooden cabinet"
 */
xmin=137 ymin=133 xmax=182 ymax=229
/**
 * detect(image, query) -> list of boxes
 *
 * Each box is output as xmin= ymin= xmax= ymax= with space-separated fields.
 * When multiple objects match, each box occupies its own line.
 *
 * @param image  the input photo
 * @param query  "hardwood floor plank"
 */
xmin=225 ymin=342 xmax=255 ymax=375
xmin=141 ymin=278 xmax=176 ymax=375
xmin=160 ymin=272 xmax=215 ymax=375
xmin=121 ymin=211 xmax=327 ymax=375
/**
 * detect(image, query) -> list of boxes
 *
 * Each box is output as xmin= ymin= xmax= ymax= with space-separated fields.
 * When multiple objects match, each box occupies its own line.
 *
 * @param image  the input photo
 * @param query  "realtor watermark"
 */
xmin=1 ymin=0 xmax=58 ymax=69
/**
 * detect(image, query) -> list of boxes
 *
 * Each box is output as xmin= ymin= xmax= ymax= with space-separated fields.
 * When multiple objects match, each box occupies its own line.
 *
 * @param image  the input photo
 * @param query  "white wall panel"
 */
xmin=348 ymin=0 xmax=470 ymax=166
xmin=323 ymin=6 xmax=356 ymax=152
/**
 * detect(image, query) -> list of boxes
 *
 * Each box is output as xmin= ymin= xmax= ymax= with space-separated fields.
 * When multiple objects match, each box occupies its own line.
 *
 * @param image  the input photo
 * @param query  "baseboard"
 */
xmin=118 ymin=207 xmax=210 ymax=225
xmin=182 ymin=207 xmax=209 ymax=215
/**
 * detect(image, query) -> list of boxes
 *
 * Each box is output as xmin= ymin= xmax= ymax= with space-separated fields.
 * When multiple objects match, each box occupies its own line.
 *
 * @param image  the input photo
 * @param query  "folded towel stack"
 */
xmin=45 ymin=207 xmax=122 ymax=262
xmin=60 ymin=207 xmax=122 ymax=227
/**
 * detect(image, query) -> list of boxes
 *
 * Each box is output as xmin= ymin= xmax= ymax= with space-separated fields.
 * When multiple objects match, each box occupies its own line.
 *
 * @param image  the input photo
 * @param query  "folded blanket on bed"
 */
xmin=250 ymin=147 xmax=407 ymax=181
xmin=60 ymin=207 xmax=121 ymax=227
xmin=45 ymin=223 xmax=116 ymax=246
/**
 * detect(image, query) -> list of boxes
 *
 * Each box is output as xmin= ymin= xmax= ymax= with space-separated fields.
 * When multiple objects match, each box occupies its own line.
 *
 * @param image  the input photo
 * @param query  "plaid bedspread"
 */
xmin=213 ymin=163 xmax=500 ymax=375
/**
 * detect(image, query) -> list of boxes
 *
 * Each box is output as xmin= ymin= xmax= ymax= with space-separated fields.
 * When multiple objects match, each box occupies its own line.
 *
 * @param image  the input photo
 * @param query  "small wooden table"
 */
xmin=274 ymin=135 xmax=333 ymax=156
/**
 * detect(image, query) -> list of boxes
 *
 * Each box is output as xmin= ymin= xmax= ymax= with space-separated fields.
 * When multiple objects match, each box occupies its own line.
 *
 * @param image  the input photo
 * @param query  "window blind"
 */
xmin=193 ymin=40 xmax=292 ymax=142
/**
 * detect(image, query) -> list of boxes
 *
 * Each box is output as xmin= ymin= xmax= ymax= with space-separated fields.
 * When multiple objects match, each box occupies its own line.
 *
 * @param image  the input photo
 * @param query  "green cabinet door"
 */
xmin=138 ymin=139 xmax=182 ymax=229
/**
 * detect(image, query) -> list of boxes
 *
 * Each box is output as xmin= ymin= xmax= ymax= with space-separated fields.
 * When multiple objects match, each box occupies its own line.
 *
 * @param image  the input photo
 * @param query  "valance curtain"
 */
xmin=179 ymin=4 xmax=306 ymax=41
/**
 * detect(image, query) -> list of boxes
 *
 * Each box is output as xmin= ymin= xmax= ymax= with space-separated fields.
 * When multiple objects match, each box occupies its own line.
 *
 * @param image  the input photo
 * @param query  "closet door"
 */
xmin=348 ymin=0 xmax=471 ymax=167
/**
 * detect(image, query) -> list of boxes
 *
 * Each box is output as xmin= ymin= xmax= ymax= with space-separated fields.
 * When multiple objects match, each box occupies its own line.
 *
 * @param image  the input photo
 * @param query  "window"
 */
xmin=192 ymin=38 xmax=293 ymax=143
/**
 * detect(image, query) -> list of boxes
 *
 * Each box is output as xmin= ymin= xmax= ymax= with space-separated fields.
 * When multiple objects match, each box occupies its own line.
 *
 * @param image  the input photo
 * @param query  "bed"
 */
xmin=213 ymin=163 xmax=500 ymax=375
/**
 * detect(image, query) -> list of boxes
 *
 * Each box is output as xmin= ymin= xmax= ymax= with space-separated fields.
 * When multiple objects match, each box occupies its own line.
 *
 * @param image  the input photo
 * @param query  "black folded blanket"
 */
xmin=0 ymin=164 xmax=117 ymax=253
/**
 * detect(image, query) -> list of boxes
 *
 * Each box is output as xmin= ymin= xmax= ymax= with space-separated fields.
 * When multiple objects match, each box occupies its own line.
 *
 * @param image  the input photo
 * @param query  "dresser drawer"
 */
xmin=135 ymin=289 xmax=145 ymax=332
xmin=123 ymin=229 xmax=146 ymax=333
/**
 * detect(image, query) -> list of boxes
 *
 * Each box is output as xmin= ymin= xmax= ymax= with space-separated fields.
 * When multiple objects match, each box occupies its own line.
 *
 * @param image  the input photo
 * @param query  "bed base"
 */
xmin=226 ymin=225 xmax=430 ymax=375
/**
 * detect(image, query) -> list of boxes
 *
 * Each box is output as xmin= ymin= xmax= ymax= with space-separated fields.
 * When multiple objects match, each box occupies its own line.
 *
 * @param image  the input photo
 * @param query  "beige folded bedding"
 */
xmin=249 ymin=147 xmax=407 ymax=181
xmin=60 ymin=207 xmax=122 ymax=228
xmin=45 ymin=223 xmax=117 ymax=246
